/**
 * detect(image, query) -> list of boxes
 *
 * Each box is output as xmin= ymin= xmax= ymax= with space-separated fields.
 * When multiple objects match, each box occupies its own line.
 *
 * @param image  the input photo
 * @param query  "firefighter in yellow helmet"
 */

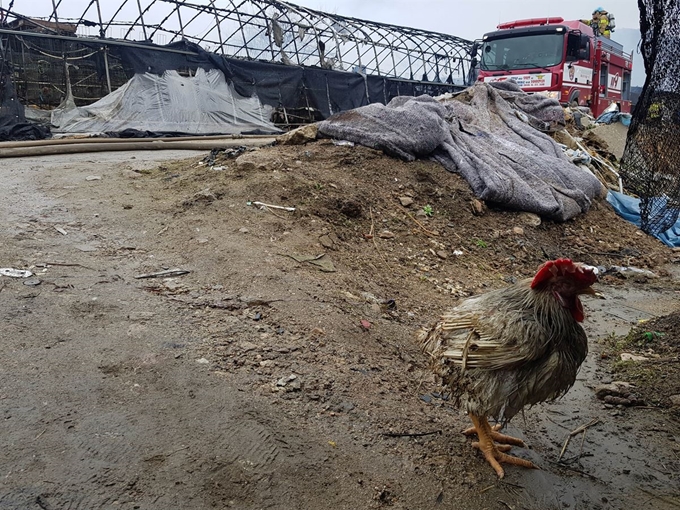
xmin=583 ymin=7 xmax=611 ymax=38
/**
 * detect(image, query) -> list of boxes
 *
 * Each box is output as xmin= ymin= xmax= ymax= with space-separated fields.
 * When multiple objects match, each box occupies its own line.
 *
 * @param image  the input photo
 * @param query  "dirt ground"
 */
xmin=603 ymin=310 xmax=680 ymax=413
xmin=1 ymin=142 xmax=680 ymax=509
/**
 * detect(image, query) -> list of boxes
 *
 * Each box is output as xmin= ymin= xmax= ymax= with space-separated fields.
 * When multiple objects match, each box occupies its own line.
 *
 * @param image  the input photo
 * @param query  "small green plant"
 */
xmin=642 ymin=331 xmax=663 ymax=341
xmin=474 ymin=239 xmax=488 ymax=248
xmin=423 ymin=204 xmax=434 ymax=217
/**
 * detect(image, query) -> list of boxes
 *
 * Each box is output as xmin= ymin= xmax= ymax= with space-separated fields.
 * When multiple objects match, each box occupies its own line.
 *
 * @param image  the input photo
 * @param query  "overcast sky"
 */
xmin=17 ymin=0 xmax=641 ymax=42
xmin=290 ymin=0 xmax=640 ymax=41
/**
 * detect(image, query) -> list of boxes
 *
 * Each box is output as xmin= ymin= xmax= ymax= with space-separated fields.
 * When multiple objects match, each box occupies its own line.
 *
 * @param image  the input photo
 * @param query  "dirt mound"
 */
xmin=158 ymin=140 xmax=670 ymax=287
xmin=604 ymin=310 xmax=680 ymax=410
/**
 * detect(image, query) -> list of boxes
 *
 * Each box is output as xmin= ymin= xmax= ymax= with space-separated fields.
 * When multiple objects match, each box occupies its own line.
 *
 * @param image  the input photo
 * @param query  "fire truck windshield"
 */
xmin=481 ymin=33 xmax=565 ymax=71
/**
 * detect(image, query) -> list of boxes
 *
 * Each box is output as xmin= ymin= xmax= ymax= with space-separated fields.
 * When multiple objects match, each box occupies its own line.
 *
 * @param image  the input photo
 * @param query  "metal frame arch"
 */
xmin=5 ymin=0 xmax=475 ymax=84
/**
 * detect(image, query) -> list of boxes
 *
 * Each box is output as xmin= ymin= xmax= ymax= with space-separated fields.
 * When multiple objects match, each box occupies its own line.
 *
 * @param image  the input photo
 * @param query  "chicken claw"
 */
xmin=468 ymin=415 xmax=538 ymax=478
xmin=462 ymin=422 xmax=527 ymax=447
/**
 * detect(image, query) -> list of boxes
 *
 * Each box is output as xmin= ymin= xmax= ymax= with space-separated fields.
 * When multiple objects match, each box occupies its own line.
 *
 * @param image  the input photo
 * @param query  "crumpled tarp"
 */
xmin=317 ymin=82 xmax=604 ymax=221
xmin=51 ymin=68 xmax=280 ymax=135
xmin=596 ymin=111 xmax=632 ymax=126
xmin=607 ymin=191 xmax=680 ymax=247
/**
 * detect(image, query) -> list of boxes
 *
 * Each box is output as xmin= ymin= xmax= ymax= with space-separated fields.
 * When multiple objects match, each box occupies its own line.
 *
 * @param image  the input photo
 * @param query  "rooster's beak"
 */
xmin=582 ymin=287 xmax=606 ymax=299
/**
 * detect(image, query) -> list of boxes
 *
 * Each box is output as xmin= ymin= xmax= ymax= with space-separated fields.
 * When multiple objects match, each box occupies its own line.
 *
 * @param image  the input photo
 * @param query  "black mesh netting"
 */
xmin=619 ymin=0 xmax=680 ymax=235
xmin=0 ymin=36 xmax=51 ymax=141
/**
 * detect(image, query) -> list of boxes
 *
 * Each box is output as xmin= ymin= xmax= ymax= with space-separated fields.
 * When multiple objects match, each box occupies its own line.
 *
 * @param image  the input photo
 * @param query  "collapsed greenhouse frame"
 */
xmin=0 ymin=0 xmax=476 ymax=130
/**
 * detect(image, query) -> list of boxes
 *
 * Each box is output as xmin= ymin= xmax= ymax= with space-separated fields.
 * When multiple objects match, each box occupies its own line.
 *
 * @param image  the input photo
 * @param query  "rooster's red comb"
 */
xmin=530 ymin=258 xmax=597 ymax=289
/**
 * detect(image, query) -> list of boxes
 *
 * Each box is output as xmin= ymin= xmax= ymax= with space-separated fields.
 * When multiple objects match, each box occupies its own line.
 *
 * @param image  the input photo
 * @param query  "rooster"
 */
xmin=418 ymin=259 xmax=598 ymax=478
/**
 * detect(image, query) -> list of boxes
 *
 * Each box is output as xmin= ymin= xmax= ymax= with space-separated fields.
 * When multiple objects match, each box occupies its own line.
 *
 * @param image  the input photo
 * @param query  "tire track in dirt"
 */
xmin=199 ymin=416 xmax=302 ymax=508
xmin=222 ymin=418 xmax=285 ymax=471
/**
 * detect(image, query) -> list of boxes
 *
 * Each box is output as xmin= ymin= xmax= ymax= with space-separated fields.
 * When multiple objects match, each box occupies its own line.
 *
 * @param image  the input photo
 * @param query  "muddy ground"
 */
xmin=1 ymin=142 xmax=680 ymax=510
xmin=603 ymin=310 xmax=680 ymax=413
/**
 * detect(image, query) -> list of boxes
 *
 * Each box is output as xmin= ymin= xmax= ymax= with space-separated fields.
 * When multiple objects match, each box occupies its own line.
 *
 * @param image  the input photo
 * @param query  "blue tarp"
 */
xmin=607 ymin=191 xmax=680 ymax=247
xmin=595 ymin=111 xmax=632 ymax=126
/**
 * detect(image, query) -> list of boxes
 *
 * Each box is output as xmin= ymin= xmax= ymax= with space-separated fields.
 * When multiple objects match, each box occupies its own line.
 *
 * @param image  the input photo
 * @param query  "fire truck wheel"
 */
xmin=569 ymin=92 xmax=580 ymax=107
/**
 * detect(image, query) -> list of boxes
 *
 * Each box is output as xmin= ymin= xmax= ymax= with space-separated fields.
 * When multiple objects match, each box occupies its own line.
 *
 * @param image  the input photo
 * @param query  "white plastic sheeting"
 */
xmin=52 ymin=69 xmax=280 ymax=135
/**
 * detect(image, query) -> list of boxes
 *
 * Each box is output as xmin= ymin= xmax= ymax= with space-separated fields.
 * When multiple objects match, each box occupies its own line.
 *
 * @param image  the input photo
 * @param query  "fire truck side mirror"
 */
xmin=578 ymin=34 xmax=591 ymax=60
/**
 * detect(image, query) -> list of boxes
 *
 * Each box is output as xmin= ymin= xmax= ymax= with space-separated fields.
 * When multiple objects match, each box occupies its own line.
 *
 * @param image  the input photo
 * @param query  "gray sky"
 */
xmin=17 ymin=0 xmax=640 ymax=42
xmin=291 ymin=0 xmax=640 ymax=41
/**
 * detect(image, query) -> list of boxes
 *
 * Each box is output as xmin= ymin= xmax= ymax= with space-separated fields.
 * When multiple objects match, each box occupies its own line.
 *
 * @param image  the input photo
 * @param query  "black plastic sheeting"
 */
xmin=104 ymin=127 xmax=277 ymax=138
xmin=110 ymin=41 xmax=463 ymax=120
xmin=0 ymin=38 xmax=463 ymax=141
xmin=0 ymin=65 xmax=51 ymax=141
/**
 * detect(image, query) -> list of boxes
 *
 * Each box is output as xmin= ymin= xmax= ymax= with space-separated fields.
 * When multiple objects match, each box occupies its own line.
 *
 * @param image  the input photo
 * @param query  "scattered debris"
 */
xmin=275 ymin=374 xmax=301 ymax=391
xmin=558 ymin=417 xmax=600 ymax=462
xmin=203 ymin=146 xmax=247 ymax=166
xmin=405 ymin=210 xmax=439 ymax=237
xmin=619 ymin=352 xmax=649 ymax=362
xmin=606 ymin=266 xmax=658 ymax=279
xmin=470 ymin=199 xmax=485 ymax=216
xmin=85 ymin=175 xmax=102 ymax=181
xmin=196 ymin=358 xmax=210 ymax=364
xmin=53 ymin=226 xmax=68 ymax=235
xmin=276 ymin=124 xmax=318 ymax=145
xmin=594 ymin=381 xmax=645 ymax=407
xmin=134 ymin=268 xmax=191 ymax=279
xmin=399 ymin=196 xmax=414 ymax=207
xmin=1 ymin=268 xmax=33 ymax=278
xmin=360 ymin=319 xmax=372 ymax=330
xmin=594 ymin=381 xmax=634 ymax=400
xmin=518 ymin=212 xmax=541 ymax=227
xmin=332 ymin=139 xmax=354 ymax=147
xmin=250 ymin=201 xmax=296 ymax=212
xmin=381 ymin=430 xmax=442 ymax=438
xmin=564 ymin=148 xmax=592 ymax=165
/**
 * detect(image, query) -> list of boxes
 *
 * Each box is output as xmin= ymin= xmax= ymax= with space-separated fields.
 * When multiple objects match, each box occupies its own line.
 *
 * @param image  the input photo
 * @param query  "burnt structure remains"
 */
xmin=0 ymin=1 xmax=476 ymax=138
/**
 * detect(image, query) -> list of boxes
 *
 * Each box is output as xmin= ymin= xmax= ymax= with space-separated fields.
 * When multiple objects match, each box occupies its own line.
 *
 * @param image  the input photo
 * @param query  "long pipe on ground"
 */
xmin=0 ymin=133 xmax=279 ymax=149
xmin=0 ymin=138 xmax=277 ymax=159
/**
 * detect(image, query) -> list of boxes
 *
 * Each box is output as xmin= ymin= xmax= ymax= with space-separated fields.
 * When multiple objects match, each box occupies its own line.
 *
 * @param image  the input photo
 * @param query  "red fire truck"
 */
xmin=476 ymin=17 xmax=633 ymax=117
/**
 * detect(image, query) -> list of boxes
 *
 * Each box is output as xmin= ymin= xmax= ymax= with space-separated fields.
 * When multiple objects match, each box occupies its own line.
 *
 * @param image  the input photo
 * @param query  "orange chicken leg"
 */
xmin=467 ymin=415 xmax=538 ymax=478
xmin=462 ymin=422 xmax=526 ymax=447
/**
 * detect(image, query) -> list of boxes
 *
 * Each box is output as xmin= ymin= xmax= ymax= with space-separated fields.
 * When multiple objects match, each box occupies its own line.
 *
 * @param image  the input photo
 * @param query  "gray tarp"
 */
xmin=52 ymin=68 xmax=280 ymax=135
xmin=317 ymin=82 xmax=604 ymax=221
